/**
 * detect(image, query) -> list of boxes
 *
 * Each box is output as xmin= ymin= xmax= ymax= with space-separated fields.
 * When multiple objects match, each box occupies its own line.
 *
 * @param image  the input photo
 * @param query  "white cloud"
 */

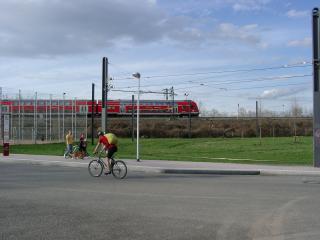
xmin=0 ymin=0 xmax=174 ymax=57
xmin=216 ymin=23 xmax=265 ymax=47
xmin=286 ymin=9 xmax=308 ymax=18
xmin=260 ymin=88 xmax=305 ymax=99
xmin=231 ymin=0 xmax=271 ymax=12
xmin=287 ymin=37 xmax=312 ymax=47
xmin=0 ymin=0 xmax=268 ymax=58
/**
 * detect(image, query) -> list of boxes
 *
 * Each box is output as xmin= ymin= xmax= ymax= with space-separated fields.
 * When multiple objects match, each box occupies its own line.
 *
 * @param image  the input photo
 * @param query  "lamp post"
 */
xmin=132 ymin=72 xmax=141 ymax=162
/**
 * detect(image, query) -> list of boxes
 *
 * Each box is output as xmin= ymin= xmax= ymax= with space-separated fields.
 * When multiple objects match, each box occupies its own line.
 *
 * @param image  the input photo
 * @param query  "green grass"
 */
xmin=0 ymin=137 xmax=313 ymax=166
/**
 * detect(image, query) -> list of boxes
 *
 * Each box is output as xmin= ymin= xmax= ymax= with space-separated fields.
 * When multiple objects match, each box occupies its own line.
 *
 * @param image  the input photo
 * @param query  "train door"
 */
xmin=173 ymin=104 xmax=178 ymax=115
xmin=120 ymin=102 xmax=126 ymax=114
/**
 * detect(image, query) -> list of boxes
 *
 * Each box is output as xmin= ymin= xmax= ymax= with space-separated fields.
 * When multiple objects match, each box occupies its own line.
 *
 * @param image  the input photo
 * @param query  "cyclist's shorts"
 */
xmin=107 ymin=145 xmax=117 ymax=158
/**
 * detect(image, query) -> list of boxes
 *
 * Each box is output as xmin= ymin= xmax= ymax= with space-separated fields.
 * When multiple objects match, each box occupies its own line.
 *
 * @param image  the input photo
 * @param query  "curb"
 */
xmin=260 ymin=169 xmax=320 ymax=176
xmin=161 ymin=169 xmax=261 ymax=175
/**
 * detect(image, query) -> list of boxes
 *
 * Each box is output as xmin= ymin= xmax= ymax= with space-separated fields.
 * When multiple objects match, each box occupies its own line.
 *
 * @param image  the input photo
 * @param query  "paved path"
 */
xmin=1 ymin=154 xmax=320 ymax=176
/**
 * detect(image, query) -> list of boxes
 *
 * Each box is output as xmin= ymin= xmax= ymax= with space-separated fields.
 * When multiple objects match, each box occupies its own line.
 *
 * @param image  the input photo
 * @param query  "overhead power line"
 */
xmin=112 ymin=61 xmax=311 ymax=81
xmin=111 ymin=89 xmax=165 ymax=95
xmin=112 ymin=73 xmax=312 ymax=91
xmin=174 ymin=74 xmax=312 ymax=91
xmin=175 ymin=82 xmax=311 ymax=94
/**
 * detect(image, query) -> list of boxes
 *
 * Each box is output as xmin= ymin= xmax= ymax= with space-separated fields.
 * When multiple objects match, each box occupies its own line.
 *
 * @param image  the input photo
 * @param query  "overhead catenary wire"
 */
xmin=177 ymin=81 xmax=311 ymax=94
xmin=111 ymin=61 xmax=312 ymax=81
xmin=112 ymin=73 xmax=312 ymax=91
xmin=174 ymin=74 xmax=312 ymax=91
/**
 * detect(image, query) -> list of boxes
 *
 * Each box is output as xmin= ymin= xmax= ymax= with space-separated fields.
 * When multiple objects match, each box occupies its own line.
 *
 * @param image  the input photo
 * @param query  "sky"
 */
xmin=0 ymin=0 xmax=318 ymax=115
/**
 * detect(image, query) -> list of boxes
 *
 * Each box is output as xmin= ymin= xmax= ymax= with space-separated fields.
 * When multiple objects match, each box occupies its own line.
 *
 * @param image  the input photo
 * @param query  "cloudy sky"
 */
xmin=0 ymin=0 xmax=318 ymax=115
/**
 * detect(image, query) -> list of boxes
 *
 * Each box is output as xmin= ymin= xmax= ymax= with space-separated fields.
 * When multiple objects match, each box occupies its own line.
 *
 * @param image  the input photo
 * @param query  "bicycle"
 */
xmin=88 ymin=152 xmax=127 ymax=179
xmin=64 ymin=145 xmax=89 ymax=159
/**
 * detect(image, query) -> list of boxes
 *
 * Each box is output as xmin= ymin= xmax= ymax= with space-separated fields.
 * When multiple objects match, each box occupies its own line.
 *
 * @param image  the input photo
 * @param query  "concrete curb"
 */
xmin=260 ymin=169 xmax=320 ymax=176
xmin=161 ymin=169 xmax=261 ymax=175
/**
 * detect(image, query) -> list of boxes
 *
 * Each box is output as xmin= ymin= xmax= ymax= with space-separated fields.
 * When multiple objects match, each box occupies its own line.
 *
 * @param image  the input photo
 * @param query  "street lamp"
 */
xmin=132 ymin=72 xmax=141 ymax=162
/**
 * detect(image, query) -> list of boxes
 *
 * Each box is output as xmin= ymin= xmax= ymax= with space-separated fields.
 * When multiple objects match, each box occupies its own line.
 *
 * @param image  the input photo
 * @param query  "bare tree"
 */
xmin=290 ymin=98 xmax=303 ymax=117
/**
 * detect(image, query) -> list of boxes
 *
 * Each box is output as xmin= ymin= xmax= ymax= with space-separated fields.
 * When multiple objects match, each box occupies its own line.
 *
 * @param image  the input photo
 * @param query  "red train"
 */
xmin=1 ymin=99 xmax=200 ymax=117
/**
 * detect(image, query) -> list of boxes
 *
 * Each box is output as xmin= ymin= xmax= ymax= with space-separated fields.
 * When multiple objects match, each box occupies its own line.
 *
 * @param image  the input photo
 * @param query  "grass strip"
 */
xmin=0 ymin=137 xmax=313 ymax=165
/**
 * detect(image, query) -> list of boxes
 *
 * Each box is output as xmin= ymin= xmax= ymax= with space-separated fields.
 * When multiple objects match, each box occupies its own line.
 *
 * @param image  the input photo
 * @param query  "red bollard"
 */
xmin=3 ymin=143 xmax=9 ymax=156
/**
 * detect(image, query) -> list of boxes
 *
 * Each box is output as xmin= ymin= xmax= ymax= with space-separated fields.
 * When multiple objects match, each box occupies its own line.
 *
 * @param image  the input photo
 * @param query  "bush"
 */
xmin=105 ymin=117 xmax=312 ymax=138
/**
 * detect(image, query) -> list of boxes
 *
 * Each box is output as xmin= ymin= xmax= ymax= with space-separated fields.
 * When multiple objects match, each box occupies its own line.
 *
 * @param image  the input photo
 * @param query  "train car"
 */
xmin=118 ymin=99 xmax=199 ymax=116
xmin=0 ymin=99 xmax=200 ymax=117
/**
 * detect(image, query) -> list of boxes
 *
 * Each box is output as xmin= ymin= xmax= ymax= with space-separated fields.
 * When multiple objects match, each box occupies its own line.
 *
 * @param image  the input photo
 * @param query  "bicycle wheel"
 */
xmin=111 ymin=160 xmax=127 ymax=179
xmin=88 ymin=160 xmax=104 ymax=177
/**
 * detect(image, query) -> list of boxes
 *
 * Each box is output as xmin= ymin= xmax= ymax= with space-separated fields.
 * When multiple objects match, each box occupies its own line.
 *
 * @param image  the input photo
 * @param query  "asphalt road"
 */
xmin=1 ymin=162 xmax=320 ymax=240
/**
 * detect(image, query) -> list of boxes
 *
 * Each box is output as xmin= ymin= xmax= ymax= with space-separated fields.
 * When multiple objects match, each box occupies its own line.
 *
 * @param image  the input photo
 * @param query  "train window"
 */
xmin=2 ymin=106 xmax=9 ymax=113
xmin=79 ymin=105 xmax=87 ymax=113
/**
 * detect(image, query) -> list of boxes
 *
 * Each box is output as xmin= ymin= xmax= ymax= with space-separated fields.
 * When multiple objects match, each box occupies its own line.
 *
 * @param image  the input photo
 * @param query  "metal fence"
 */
xmin=0 ymin=88 xmax=89 ymax=145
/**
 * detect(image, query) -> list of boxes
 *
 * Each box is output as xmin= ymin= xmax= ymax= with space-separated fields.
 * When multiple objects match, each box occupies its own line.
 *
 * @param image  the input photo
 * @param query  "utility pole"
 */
xmin=18 ymin=89 xmax=21 ymax=142
xmin=171 ymin=86 xmax=175 ymax=119
xmin=189 ymin=100 xmax=192 ymax=138
xmin=71 ymin=99 xmax=74 ymax=137
xmin=91 ymin=83 xmax=95 ymax=145
xmin=313 ymin=7 xmax=320 ymax=167
xmin=102 ymin=57 xmax=108 ymax=132
xmin=62 ymin=93 xmax=66 ymax=138
xmin=131 ymin=95 xmax=135 ymax=142
xmin=163 ymin=88 xmax=169 ymax=100
xmin=58 ymin=98 xmax=60 ymax=141
xmin=45 ymin=96 xmax=47 ymax=141
xmin=74 ymin=97 xmax=77 ymax=138
xmin=0 ymin=87 xmax=2 ymax=142
xmin=256 ymin=100 xmax=259 ymax=137
xmin=34 ymin=92 xmax=37 ymax=144
xmin=50 ymin=94 xmax=52 ymax=141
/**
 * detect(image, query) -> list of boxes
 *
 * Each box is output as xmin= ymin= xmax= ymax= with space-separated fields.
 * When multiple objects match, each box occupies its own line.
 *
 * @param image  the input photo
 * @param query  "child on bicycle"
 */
xmin=79 ymin=133 xmax=88 ymax=157
xmin=93 ymin=131 xmax=118 ymax=175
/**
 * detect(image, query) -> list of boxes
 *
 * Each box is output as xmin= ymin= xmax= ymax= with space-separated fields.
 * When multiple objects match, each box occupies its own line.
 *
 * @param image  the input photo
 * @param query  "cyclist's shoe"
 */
xmin=104 ymin=171 xmax=111 ymax=175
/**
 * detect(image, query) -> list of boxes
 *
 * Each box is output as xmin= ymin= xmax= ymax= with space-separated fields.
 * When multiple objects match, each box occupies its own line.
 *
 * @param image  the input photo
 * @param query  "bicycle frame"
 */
xmin=96 ymin=151 xmax=115 ymax=169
